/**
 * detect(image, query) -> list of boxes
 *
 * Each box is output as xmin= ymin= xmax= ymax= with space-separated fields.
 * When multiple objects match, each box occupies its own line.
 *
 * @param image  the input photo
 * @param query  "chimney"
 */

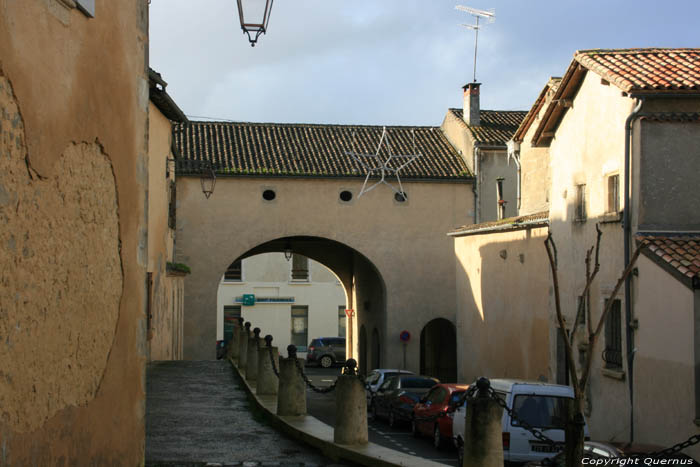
xmin=462 ymin=82 xmax=481 ymax=126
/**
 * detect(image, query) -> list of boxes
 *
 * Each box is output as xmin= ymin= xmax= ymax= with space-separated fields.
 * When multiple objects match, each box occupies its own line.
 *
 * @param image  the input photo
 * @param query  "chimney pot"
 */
xmin=462 ymin=82 xmax=481 ymax=126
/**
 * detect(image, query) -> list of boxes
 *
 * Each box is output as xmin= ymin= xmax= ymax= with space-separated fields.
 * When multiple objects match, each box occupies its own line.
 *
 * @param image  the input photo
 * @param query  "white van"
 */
xmin=452 ymin=379 xmax=589 ymax=465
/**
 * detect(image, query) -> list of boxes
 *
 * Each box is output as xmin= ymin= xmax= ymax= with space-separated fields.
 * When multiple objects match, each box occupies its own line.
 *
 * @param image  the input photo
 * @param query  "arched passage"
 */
xmin=359 ymin=325 xmax=367 ymax=375
xmin=199 ymin=236 xmax=385 ymax=372
xmin=420 ymin=318 xmax=457 ymax=383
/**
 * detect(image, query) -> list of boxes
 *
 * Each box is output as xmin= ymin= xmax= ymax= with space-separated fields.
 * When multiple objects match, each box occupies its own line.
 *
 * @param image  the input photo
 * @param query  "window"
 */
xmin=556 ymin=328 xmax=569 ymax=385
xmin=338 ymin=306 xmax=347 ymax=337
xmin=223 ymin=306 xmax=241 ymax=343
xmin=168 ymin=181 xmax=176 ymax=229
xmin=603 ymin=299 xmax=622 ymax=369
xmin=291 ymin=306 xmax=308 ymax=351
xmin=290 ymin=254 xmax=309 ymax=281
xmin=512 ymin=395 xmax=568 ymax=429
xmin=575 ymin=184 xmax=587 ymax=222
xmin=223 ymin=259 xmax=242 ymax=281
xmin=496 ymin=178 xmax=506 ymax=220
xmin=607 ymin=174 xmax=620 ymax=214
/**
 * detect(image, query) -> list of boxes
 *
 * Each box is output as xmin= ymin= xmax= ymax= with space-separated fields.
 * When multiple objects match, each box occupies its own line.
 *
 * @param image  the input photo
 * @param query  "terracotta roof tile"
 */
xmin=448 ymin=109 xmax=528 ymax=145
xmin=575 ymin=48 xmax=700 ymax=94
xmin=173 ymin=121 xmax=471 ymax=179
xmin=638 ymin=234 xmax=700 ymax=287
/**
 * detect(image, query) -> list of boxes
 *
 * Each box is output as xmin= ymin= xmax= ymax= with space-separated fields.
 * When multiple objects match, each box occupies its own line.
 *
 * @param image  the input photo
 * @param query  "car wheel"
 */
xmin=411 ymin=418 xmax=420 ymax=438
xmin=456 ymin=437 xmax=464 ymax=465
xmin=320 ymin=355 xmax=333 ymax=368
xmin=433 ymin=424 xmax=442 ymax=449
xmin=388 ymin=410 xmax=396 ymax=428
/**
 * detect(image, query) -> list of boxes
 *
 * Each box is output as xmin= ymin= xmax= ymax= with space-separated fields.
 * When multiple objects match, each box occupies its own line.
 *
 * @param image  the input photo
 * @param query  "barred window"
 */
xmin=575 ymin=184 xmax=587 ymax=222
xmin=224 ymin=259 xmax=242 ymax=282
xmin=603 ymin=299 xmax=622 ymax=369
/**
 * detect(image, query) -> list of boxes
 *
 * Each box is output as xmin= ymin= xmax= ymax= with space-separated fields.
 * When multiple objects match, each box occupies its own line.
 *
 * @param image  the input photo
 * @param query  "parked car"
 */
xmin=372 ymin=374 xmax=440 ymax=427
xmin=452 ymin=379 xmax=589 ymax=466
xmin=412 ymin=383 xmax=469 ymax=449
xmin=524 ymin=441 xmax=699 ymax=466
xmin=305 ymin=337 xmax=346 ymax=368
xmin=364 ymin=369 xmax=414 ymax=406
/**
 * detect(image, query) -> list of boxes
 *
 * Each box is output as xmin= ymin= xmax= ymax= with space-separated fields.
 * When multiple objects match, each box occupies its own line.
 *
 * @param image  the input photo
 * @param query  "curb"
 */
xmin=229 ymin=359 xmax=446 ymax=467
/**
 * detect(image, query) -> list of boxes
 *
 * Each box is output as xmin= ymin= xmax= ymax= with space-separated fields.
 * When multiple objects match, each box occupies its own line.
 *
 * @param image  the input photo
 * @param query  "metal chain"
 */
xmin=614 ymin=434 xmax=700 ymax=460
xmin=485 ymin=387 xmax=561 ymax=447
xmin=267 ymin=346 xmax=280 ymax=378
xmin=293 ymin=357 xmax=338 ymax=393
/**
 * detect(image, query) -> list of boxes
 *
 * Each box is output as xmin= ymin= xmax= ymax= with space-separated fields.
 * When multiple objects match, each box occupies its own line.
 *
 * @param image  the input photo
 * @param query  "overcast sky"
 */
xmin=149 ymin=1 xmax=700 ymax=126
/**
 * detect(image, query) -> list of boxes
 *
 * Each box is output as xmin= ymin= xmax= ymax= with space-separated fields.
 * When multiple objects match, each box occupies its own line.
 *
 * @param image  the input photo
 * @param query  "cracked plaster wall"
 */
xmin=0 ymin=76 xmax=122 ymax=433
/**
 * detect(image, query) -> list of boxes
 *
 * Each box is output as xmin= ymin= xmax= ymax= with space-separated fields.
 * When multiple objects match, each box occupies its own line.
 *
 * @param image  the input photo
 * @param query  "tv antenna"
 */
xmin=456 ymin=5 xmax=495 ymax=82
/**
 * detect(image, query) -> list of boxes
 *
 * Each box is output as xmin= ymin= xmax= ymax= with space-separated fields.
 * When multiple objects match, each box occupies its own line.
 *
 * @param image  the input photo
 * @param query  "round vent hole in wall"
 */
xmin=262 ymin=189 xmax=276 ymax=201
xmin=340 ymin=190 xmax=353 ymax=202
xmin=394 ymin=191 xmax=408 ymax=202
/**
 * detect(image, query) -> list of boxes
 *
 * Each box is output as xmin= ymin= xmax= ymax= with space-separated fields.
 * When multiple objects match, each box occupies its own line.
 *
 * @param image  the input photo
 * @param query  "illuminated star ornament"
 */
xmin=345 ymin=127 xmax=422 ymax=200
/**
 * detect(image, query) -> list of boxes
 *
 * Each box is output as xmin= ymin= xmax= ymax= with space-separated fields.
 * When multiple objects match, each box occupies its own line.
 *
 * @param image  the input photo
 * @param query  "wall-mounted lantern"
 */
xmin=236 ymin=0 xmax=274 ymax=47
xmin=284 ymin=240 xmax=293 ymax=261
xmin=200 ymin=161 xmax=217 ymax=199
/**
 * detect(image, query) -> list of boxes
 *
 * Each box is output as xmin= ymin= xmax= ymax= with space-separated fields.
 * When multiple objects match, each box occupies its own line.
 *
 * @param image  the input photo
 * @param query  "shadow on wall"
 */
xmin=455 ymin=227 xmax=551 ymax=385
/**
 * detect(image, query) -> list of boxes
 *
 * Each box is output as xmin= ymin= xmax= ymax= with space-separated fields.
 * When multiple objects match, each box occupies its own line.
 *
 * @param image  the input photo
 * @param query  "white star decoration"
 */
xmin=345 ymin=127 xmax=422 ymax=200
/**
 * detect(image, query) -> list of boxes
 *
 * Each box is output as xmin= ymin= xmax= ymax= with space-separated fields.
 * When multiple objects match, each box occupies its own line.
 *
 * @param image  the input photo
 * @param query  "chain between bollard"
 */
xmin=293 ymin=357 xmax=338 ymax=393
xmin=610 ymin=433 xmax=700 ymax=460
xmin=264 ymin=335 xmax=280 ymax=378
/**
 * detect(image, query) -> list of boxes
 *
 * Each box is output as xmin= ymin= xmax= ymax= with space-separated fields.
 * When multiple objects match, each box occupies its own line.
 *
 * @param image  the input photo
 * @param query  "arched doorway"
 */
xmin=359 ymin=325 xmax=367 ymax=375
xmin=420 ymin=318 xmax=457 ymax=382
xmin=371 ymin=328 xmax=381 ymax=370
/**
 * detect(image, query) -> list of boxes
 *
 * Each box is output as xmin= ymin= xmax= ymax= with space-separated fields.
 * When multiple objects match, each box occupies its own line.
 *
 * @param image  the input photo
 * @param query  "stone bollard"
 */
xmin=238 ymin=322 xmax=251 ymax=376
xmin=334 ymin=359 xmax=368 ymax=445
xmin=246 ymin=327 xmax=261 ymax=382
xmin=277 ymin=345 xmax=306 ymax=416
xmin=227 ymin=317 xmax=243 ymax=362
xmin=463 ymin=377 xmax=504 ymax=467
xmin=256 ymin=335 xmax=279 ymax=396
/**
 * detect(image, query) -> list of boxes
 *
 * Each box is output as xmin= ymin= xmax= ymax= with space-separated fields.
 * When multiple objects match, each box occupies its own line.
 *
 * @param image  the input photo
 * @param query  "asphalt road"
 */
xmin=303 ymin=366 xmax=459 ymax=466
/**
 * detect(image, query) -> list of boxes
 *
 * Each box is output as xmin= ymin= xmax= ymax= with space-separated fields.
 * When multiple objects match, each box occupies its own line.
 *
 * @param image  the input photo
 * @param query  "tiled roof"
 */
xmin=575 ymin=48 xmax=700 ymax=94
xmin=448 ymin=211 xmax=549 ymax=237
xmin=638 ymin=234 xmax=700 ymax=289
xmin=173 ymin=121 xmax=471 ymax=180
xmin=513 ymin=77 xmax=561 ymax=142
xmin=448 ymin=109 xmax=528 ymax=145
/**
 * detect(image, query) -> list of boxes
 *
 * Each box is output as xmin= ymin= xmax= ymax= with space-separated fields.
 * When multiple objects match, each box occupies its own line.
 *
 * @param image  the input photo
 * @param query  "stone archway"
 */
xmin=420 ymin=318 xmax=457 ymax=383
xmin=359 ymin=325 xmax=368 ymax=375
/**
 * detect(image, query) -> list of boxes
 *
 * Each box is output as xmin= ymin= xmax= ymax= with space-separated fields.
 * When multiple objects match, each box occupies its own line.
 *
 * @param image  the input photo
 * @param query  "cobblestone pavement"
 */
xmin=146 ymin=360 xmax=353 ymax=466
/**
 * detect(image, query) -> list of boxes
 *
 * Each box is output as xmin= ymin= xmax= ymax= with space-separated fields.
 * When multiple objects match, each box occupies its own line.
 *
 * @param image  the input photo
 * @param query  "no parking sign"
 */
xmin=399 ymin=330 xmax=411 ymax=343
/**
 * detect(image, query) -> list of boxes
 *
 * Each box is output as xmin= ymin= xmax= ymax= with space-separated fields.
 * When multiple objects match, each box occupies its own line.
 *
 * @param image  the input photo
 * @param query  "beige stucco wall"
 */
xmin=453 ymin=226 xmax=551 ymax=383
xmin=634 ymin=255 xmax=698 ymax=459
xmin=147 ymin=101 xmax=183 ymax=361
xmin=547 ymin=70 xmax=635 ymax=441
xmin=217 ymin=253 xmax=346 ymax=355
xmin=0 ymin=0 xmax=148 ymax=464
xmin=176 ymin=176 xmax=472 ymax=374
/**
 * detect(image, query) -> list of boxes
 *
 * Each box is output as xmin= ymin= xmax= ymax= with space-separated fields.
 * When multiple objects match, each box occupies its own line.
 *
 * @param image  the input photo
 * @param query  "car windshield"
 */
xmin=511 ymin=395 xmax=569 ymax=429
xmin=400 ymin=377 xmax=437 ymax=389
xmin=449 ymin=391 xmax=465 ymax=405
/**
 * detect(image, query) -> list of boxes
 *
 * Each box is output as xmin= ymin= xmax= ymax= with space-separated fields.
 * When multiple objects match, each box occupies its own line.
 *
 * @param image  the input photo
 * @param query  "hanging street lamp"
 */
xmin=236 ymin=0 xmax=274 ymax=47
xmin=200 ymin=160 xmax=217 ymax=199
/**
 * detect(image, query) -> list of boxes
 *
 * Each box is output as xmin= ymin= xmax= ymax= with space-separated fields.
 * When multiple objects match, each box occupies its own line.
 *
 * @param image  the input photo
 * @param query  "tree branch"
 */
xmin=579 ymin=240 xmax=645 ymax=390
xmin=545 ymin=232 xmax=580 ymax=396
xmin=570 ymin=225 xmax=602 ymax=345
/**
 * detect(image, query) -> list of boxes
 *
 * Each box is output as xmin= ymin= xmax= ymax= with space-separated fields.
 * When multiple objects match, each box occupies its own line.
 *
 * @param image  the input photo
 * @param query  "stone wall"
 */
xmin=0 ymin=0 xmax=148 ymax=463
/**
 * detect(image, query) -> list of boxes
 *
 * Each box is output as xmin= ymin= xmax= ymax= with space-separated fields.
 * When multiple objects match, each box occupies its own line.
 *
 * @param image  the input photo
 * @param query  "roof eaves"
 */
xmin=639 ymin=241 xmax=698 ymax=290
xmin=532 ymin=60 xmax=587 ymax=147
xmin=448 ymin=211 xmax=549 ymax=237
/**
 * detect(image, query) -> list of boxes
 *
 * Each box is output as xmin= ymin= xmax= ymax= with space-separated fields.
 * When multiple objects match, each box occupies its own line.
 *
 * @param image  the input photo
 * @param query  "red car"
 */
xmin=411 ymin=383 xmax=469 ymax=449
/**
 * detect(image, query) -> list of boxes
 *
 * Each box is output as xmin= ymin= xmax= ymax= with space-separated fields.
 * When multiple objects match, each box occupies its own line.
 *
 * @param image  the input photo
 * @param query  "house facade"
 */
xmin=217 ymin=253 xmax=346 ymax=358
xmin=148 ymin=69 xmax=188 ymax=361
xmin=173 ymin=121 xmax=474 ymax=381
xmin=0 ymin=0 xmax=149 ymax=463
xmin=453 ymin=48 xmax=700 ymax=455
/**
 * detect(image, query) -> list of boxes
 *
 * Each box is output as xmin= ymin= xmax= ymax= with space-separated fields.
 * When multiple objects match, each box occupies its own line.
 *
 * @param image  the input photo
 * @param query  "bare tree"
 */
xmin=544 ymin=224 xmax=645 ymax=467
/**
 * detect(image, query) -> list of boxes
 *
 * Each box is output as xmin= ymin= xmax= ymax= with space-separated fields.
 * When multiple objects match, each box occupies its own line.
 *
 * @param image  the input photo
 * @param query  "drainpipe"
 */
xmin=623 ymin=98 xmax=643 ymax=443
xmin=473 ymin=146 xmax=481 ymax=224
xmin=507 ymin=140 xmax=522 ymax=212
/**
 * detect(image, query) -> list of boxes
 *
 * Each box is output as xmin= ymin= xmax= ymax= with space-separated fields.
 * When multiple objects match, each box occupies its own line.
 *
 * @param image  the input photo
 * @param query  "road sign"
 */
xmin=399 ymin=330 xmax=411 ymax=342
xmin=345 ymin=309 xmax=355 ymax=318
xmin=242 ymin=294 xmax=255 ymax=306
